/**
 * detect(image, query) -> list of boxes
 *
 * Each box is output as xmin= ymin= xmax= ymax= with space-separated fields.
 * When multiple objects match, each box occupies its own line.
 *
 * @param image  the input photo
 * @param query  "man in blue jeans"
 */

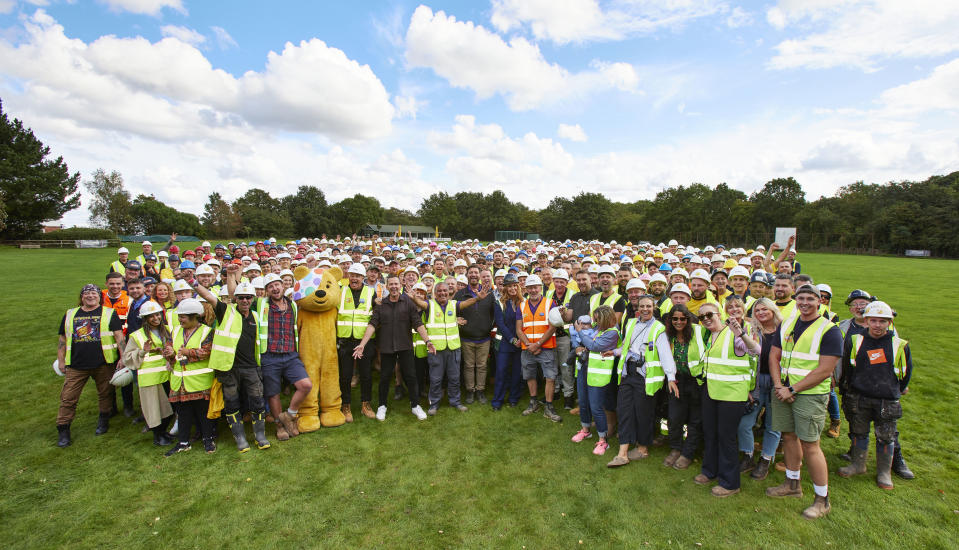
xmin=257 ymin=273 xmax=312 ymax=441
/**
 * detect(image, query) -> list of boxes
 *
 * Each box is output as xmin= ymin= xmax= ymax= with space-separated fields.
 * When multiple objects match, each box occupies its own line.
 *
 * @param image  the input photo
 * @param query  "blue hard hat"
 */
xmin=180 ymin=260 xmax=196 ymax=270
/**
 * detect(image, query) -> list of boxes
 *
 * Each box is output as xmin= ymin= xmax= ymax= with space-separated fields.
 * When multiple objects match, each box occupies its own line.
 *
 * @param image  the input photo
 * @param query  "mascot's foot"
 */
xmin=320 ymin=410 xmax=346 ymax=428
xmin=297 ymin=415 xmax=321 ymax=433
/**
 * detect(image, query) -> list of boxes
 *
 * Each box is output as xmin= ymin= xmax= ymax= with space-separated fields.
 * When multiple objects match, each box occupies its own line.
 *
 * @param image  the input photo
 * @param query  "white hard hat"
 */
xmin=251 ymin=276 xmax=265 ymax=289
xmin=110 ymin=366 xmax=134 ymax=387
xmin=347 ymin=263 xmax=366 ymax=277
xmin=142 ymin=240 xmax=152 ymax=246
xmin=817 ymin=283 xmax=833 ymax=296
xmin=206 ymin=259 xmax=220 ymax=267
xmin=668 ymin=239 xmax=679 ymax=246
xmin=670 ymin=283 xmax=692 ymax=296
xmin=234 ymin=282 xmax=256 ymax=296
xmin=412 ymin=282 xmax=428 ymax=293
xmin=455 ymin=274 xmax=468 ymax=284
xmin=689 ymin=269 xmax=711 ymax=282
xmin=525 ymin=274 xmax=543 ymax=287
xmin=421 ymin=272 xmax=435 ymax=281
xmin=494 ymin=268 xmax=507 ymax=278
xmin=279 ymin=269 xmax=294 ymax=278
xmin=139 ymin=300 xmax=164 ymax=317
xmin=52 ymin=359 xmax=65 ymax=377
xmin=711 ymin=254 xmax=725 ymax=263
xmin=547 ymin=307 xmax=565 ymax=328
xmin=172 ymin=279 xmax=193 ymax=293
xmin=262 ymin=273 xmax=282 ymax=287
xmin=176 ymin=298 xmax=204 ymax=316
xmin=454 ymin=259 xmax=468 ymax=268
xmin=670 ymin=268 xmax=689 ymax=279
xmin=587 ymin=264 xmax=599 ymax=273
xmin=244 ymin=263 xmax=261 ymax=273
xmin=195 ymin=264 xmax=214 ymax=276
xmin=738 ymin=257 xmax=751 ymax=266
xmin=863 ymin=300 xmax=894 ymax=319
xmin=202 ymin=241 xmax=211 ymax=247
xmin=552 ymin=268 xmax=569 ymax=280
xmin=729 ymin=266 xmax=750 ymax=279
xmin=649 ymin=273 xmax=668 ymax=285
xmin=597 ymin=265 xmax=615 ymax=275
xmin=625 ymin=278 xmax=646 ymax=292
xmin=117 ymin=247 xmax=129 ymax=254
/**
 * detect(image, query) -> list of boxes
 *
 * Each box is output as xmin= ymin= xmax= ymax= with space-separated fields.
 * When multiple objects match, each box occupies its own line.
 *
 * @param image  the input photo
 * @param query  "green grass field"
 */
xmin=1 ymin=247 xmax=956 ymax=549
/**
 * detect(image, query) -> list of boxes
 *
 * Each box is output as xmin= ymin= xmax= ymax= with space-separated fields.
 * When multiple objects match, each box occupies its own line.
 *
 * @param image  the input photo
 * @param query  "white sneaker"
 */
xmin=376 ymin=405 xmax=387 ymax=421
xmin=169 ymin=418 xmax=179 ymax=436
xmin=411 ymin=405 xmax=427 ymax=420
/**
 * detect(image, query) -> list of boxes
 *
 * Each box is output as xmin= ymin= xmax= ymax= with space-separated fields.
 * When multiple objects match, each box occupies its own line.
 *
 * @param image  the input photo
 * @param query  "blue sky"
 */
xmin=0 ymin=0 xmax=956 ymax=227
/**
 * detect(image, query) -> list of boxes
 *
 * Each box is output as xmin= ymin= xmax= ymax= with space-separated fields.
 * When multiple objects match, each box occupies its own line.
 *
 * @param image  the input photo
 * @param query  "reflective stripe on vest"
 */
xmin=585 ymin=328 xmax=620 ymax=387
xmin=702 ymin=328 xmax=754 ymax=401
xmin=426 ymin=299 xmax=460 ymax=351
xmin=209 ymin=304 xmax=261 ymax=371
xmin=111 ymin=260 xmax=125 ymax=273
xmin=521 ymin=297 xmax=555 ymax=349
xmin=589 ymin=292 xmax=620 ymax=315
xmin=64 ymin=307 xmax=118 ymax=366
xmin=129 ymin=328 xmax=170 ymax=386
xmin=337 ymin=285 xmax=374 ymax=339
xmin=256 ymin=297 xmax=298 ymax=352
xmin=617 ymin=318 xmax=666 ymax=395
xmin=779 ymin=313 xmax=832 ymax=395
xmin=170 ymin=325 xmax=214 ymax=392
xmin=686 ymin=324 xmax=706 ymax=381
xmin=850 ymin=333 xmax=909 ymax=380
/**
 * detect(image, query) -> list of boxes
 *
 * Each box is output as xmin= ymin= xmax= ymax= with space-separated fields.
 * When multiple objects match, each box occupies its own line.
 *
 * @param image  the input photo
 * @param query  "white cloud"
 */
xmin=725 ymin=6 xmax=752 ymax=28
xmin=160 ymin=25 xmax=206 ymax=46
xmin=98 ymin=0 xmax=185 ymax=16
xmin=0 ymin=10 xmax=395 ymax=141
xmin=490 ymin=0 xmax=727 ymax=44
xmin=210 ymin=26 xmax=238 ymax=49
xmin=0 ymin=0 xmax=16 ymax=15
xmin=405 ymin=5 xmax=638 ymax=110
xmin=879 ymin=57 xmax=959 ymax=114
xmin=393 ymin=94 xmax=425 ymax=119
xmin=767 ymin=0 xmax=959 ymax=71
xmin=558 ymin=123 xmax=587 ymax=142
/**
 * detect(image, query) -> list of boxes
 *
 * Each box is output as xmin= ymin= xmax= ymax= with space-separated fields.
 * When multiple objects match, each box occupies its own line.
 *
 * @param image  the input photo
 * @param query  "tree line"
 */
xmin=2 ymin=100 xmax=957 ymax=256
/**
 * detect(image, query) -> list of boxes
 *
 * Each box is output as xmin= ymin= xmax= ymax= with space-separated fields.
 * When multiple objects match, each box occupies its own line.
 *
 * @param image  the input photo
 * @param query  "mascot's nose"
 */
xmin=314 ymin=289 xmax=326 ymax=298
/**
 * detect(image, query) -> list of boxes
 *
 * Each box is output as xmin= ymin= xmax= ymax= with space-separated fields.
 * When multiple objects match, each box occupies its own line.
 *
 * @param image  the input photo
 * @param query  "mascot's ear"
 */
xmin=327 ymin=266 xmax=344 ymax=281
xmin=293 ymin=265 xmax=310 ymax=281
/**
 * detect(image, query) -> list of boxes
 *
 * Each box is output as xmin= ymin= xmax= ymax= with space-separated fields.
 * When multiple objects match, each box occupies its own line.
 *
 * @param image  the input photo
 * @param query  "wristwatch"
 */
xmin=788 ymin=385 xmax=797 ymax=395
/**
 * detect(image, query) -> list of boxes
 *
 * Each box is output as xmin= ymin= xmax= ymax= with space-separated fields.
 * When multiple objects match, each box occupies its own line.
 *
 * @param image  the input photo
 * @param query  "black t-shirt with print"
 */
xmin=58 ymin=306 xmax=123 ymax=369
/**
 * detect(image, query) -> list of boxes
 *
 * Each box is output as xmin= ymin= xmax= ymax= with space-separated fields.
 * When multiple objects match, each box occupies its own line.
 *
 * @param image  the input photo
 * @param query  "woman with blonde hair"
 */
xmin=738 ymin=298 xmax=784 ymax=480
xmin=152 ymin=281 xmax=175 ymax=310
xmin=570 ymin=305 xmax=620 ymax=456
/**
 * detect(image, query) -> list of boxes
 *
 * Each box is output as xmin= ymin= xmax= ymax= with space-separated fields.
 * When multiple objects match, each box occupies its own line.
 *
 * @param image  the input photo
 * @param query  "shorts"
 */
xmin=771 ymin=392 xmax=829 ymax=443
xmin=260 ymin=352 xmax=309 ymax=397
xmin=521 ymin=349 xmax=557 ymax=380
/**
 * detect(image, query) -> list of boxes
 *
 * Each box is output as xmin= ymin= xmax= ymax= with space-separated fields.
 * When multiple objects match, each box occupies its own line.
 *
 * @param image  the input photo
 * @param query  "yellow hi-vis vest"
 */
xmin=589 ymin=291 xmax=620 ymax=315
xmin=426 ymin=299 xmax=460 ymax=351
xmin=165 ymin=309 xmax=181 ymax=331
xmin=703 ymin=328 xmax=754 ymax=401
xmin=110 ymin=260 xmax=126 ymax=273
xmin=779 ymin=313 xmax=833 ymax=395
xmin=64 ymin=307 xmax=118 ymax=366
xmin=209 ymin=304 xmax=260 ymax=371
xmin=584 ymin=328 xmax=620 ymax=387
xmin=337 ymin=285 xmax=374 ymax=339
xmin=128 ymin=327 xmax=169 ymax=386
xmin=617 ymin=318 xmax=667 ymax=394
xmin=412 ymin=310 xmax=429 ymax=358
xmin=685 ymin=323 xmax=707 ymax=382
xmin=255 ymin=297 xmax=298 ymax=352
xmin=850 ymin=334 xmax=909 ymax=380
xmin=169 ymin=325 xmax=214 ymax=392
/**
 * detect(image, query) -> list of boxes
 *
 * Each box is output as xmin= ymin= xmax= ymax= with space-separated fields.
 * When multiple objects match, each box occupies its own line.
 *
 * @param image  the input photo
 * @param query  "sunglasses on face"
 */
xmin=236 ymin=296 xmax=254 ymax=300
xmin=700 ymin=312 xmax=718 ymax=320
xmin=671 ymin=316 xmax=687 ymax=322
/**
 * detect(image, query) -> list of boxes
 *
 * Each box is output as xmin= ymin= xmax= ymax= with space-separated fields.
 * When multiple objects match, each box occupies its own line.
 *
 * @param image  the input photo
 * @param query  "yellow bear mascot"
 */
xmin=291 ymin=265 xmax=346 ymax=432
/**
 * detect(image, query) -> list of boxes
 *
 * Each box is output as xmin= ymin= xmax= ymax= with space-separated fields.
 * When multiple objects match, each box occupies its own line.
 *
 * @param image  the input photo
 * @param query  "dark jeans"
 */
xmin=174 ymin=399 xmax=213 ymax=444
xmin=701 ymin=383 xmax=745 ymax=490
xmin=668 ymin=373 xmax=703 ymax=459
xmin=380 ymin=350 xmax=418 ymax=409
xmin=492 ymin=349 xmax=524 ymax=408
xmin=338 ymin=338 xmax=374 ymax=404
xmin=617 ymin=370 xmax=657 ymax=446
xmin=216 ymin=367 xmax=265 ymax=415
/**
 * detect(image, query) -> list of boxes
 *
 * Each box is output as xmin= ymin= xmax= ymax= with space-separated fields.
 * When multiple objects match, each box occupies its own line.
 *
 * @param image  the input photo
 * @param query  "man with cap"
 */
xmin=765 ymin=284 xmax=843 ymax=519
xmin=55 ymin=284 xmax=125 ymax=447
xmin=837 ymin=301 xmax=913 ymax=489
xmin=516 ymin=274 xmax=563 ymax=422
xmin=110 ymin=247 xmax=129 ymax=274
xmin=337 ymin=263 xmax=378 ymax=421
xmin=195 ymin=264 xmax=271 ymax=452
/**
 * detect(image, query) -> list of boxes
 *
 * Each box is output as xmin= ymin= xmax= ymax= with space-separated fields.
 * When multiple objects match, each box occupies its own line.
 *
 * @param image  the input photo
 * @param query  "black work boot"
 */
xmin=152 ymin=426 xmax=173 ymax=447
xmin=57 ymin=424 xmax=72 ymax=448
xmin=95 ymin=412 xmax=110 ymax=435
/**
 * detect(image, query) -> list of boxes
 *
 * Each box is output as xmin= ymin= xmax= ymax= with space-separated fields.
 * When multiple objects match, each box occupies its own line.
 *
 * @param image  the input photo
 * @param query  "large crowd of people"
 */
xmin=55 ymin=233 xmax=915 ymax=520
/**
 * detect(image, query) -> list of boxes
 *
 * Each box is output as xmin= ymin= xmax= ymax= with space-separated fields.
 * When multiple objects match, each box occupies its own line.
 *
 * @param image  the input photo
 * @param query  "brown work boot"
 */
xmin=361 ymin=402 xmax=375 ymax=419
xmin=751 ymin=457 xmax=771 ymax=480
xmin=341 ymin=404 xmax=353 ymax=423
xmin=673 ymin=455 xmax=693 ymax=470
xmin=275 ymin=422 xmax=290 ymax=441
xmin=663 ymin=449 xmax=681 ymax=467
xmin=802 ymin=495 xmax=831 ymax=519
xmin=711 ymin=485 xmax=740 ymax=498
xmin=278 ymin=412 xmax=299 ymax=437
xmin=693 ymin=473 xmax=714 ymax=485
xmin=569 ymin=406 xmax=580 ymax=415
xmin=826 ymin=419 xmax=841 ymax=438
xmin=766 ymin=478 xmax=803 ymax=498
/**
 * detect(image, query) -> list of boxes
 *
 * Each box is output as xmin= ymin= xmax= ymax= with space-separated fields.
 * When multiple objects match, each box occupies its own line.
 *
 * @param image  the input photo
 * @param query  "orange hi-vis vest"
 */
xmin=521 ymin=297 xmax=555 ymax=350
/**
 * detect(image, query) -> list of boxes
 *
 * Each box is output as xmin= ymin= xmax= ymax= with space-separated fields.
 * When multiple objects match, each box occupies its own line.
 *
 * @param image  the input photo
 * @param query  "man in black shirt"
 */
xmin=56 ymin=284 xmax=125 ymax=447
xmin=195 ymin=265 xmax=269 ymax=452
